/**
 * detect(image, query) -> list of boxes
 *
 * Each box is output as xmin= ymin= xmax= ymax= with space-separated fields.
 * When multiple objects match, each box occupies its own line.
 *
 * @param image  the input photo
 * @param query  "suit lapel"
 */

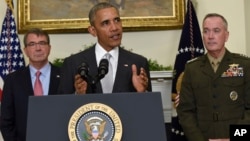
xmin=48 ymin=65 xmax=61 ymax=95
xmin=86 ymin=46 xmax=102 ymax=93
xmin=22 ymin=66 xmax=35 ymax=96
xmin=200 ymin=56 xmax=215 ymax=78
xmin=86 ymin=46 xmax=98 ymax=76
xmin=215 ymin=50 xmax=234 ymax=78
xmin=113 ymin=48 xmax=132 ymax=92
xmin=201 ymin=50 xmax=234 ymax=80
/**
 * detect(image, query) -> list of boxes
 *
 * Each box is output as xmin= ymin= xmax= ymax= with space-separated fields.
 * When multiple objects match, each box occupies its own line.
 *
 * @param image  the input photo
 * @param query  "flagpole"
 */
xmin=170 ymin=0 xmax=204 ymax=141
xmin=5 ymin=0 xmax=14 ymax=14
xmin=0 ymin=0 xmax=26 ymax=101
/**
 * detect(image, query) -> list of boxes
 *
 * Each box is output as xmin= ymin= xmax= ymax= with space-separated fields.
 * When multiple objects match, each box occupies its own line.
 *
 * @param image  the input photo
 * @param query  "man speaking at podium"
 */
xmin=58 ymin=2 xmax=152 ymax=94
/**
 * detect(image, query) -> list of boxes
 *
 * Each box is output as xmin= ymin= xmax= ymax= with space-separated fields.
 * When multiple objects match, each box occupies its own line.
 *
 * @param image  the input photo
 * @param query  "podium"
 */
xmin=26 ymin=92 xmax=167 ymax=141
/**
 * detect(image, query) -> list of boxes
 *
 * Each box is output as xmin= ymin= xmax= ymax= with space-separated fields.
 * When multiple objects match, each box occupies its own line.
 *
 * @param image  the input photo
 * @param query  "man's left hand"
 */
xmin=131 ymin=64 xmax=148 ymax=92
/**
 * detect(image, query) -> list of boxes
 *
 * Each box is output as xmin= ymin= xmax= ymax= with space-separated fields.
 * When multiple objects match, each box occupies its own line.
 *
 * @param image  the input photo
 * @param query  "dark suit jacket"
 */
xmin=0 ymin=64 xmax=61 ymax=141
xmin=177 ymin=50 xmax=250 ymax=141
xmin=58 ymin=45 xmax=152 ymax=94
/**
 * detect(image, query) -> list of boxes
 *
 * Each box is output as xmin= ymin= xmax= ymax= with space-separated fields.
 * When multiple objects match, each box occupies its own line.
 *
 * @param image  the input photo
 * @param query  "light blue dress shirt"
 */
xmin=29 ymin=63 xmax=51 ymax=95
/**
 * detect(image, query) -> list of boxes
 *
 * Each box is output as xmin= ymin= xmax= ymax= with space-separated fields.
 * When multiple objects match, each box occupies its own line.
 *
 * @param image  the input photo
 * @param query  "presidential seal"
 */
xmin=68 ymin=103 xmax=123 ymax=141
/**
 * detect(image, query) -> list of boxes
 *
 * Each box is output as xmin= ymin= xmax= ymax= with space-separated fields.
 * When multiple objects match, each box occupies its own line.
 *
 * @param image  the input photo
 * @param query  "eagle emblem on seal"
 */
xmin=84 ymin=117 xmax=108 ymax=141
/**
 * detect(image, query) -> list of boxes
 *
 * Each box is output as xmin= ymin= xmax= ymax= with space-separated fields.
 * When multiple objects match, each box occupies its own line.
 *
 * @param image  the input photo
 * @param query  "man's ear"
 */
xmin=88 ymin=26 xmax=97 ymax=37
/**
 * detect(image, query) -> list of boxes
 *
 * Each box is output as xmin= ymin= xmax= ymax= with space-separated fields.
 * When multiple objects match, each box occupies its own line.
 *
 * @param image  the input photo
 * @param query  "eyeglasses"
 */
xmin=26 ymin=41 xmax=48 ymax=47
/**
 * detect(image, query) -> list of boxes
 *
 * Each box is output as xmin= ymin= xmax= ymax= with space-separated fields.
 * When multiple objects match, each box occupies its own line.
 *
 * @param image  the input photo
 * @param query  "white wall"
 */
xmin=196 ymin=0 xmax=246 ymax=54
xmin=0 ymin=0 xmax=247 ymax=67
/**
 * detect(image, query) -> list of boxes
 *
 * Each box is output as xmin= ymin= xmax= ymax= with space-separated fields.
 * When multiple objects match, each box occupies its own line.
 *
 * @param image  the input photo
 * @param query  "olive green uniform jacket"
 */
xmin=177 ymin=49 xmax=250 ymax=141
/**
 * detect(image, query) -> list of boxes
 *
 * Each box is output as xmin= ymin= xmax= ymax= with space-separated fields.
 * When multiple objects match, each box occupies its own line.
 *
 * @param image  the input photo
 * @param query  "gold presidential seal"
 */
xmin=68 ymin=103 xmax=123 ymax=141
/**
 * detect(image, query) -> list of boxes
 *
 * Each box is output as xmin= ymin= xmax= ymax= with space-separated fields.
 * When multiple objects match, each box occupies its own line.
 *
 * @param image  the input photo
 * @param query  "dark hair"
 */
xmin=88 ymin=2 xmax=119 ymax=26
xmin=23 ymin=28 xmax=50 ymax=47
xmin=203 ymin=13 xmax=228 ymax=30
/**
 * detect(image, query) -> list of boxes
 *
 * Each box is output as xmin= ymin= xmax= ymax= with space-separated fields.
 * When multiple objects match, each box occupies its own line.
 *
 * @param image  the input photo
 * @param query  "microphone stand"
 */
xmin=79 ymin=73 xmax=104 ymax=93
xmin=79 ymin=59 xmax=108 ymax=93
xmin=89 ymin=75 xmax=98 ymax=93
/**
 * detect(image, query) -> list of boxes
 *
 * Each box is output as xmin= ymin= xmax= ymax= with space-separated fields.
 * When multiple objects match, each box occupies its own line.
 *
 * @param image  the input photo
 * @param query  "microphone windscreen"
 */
xmin=98 ymin=59 xmax=109 ymax=79
xmin=78 ymin=62 xmax=89 ymax=79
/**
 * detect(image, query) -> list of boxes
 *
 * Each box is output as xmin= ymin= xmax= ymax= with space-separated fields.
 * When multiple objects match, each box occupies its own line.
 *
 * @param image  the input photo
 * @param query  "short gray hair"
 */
xmin=23 ymin=28 xmax=50 ymax=47
xmin=203 ymin=13 xmax=228 ymax=30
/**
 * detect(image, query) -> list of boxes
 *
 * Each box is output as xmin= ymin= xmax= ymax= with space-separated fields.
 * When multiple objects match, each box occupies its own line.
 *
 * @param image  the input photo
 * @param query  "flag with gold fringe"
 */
xmin=0 ymin=0 xmax=25 ymax=101
xmin=171 ymin=0 xmax=205 ymax=140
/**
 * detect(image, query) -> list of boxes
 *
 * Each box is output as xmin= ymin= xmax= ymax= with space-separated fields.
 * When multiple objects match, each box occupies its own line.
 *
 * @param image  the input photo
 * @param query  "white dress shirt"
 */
xmin=95 ymin=42 xmax=119 ymax=81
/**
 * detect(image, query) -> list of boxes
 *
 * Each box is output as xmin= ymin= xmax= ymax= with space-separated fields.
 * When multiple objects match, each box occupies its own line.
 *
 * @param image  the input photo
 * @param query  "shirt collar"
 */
xmin=207 ymin=52 xmax=225 ymax=65
xmin=29 ymin=62 xmax=51 ymax=77
xmin=95 ymin=42 xmax=119 ymax=64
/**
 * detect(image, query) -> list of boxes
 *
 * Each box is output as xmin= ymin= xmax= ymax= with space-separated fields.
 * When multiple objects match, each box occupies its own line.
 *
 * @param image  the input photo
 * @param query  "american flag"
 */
xmin=171 ymin=0 xmax=205 ymax=141
xmin=0 ymin=1 xmax=25 ymax=101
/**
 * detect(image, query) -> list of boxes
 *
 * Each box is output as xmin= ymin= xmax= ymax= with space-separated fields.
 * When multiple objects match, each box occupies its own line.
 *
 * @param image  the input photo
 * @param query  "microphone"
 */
xmin=97 ymin=59 xmax=109 ymax=80
xmin=77 ymin=62 xmax=89 ymax=80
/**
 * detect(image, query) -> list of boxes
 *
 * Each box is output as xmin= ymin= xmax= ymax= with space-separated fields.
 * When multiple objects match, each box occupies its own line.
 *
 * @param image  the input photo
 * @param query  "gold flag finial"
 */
xmin=5 ymin=0 xmax=14 ymax=14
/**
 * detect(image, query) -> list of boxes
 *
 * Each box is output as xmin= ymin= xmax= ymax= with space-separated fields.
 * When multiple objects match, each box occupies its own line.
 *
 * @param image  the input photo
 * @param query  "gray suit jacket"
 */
xmin=58 ymin=45 xmax=152 ymax=94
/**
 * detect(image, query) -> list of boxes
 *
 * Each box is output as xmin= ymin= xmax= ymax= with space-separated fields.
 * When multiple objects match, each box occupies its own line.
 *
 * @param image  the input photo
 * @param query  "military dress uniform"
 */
xmin=177 ymin=49 xmax=250 ymax=141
